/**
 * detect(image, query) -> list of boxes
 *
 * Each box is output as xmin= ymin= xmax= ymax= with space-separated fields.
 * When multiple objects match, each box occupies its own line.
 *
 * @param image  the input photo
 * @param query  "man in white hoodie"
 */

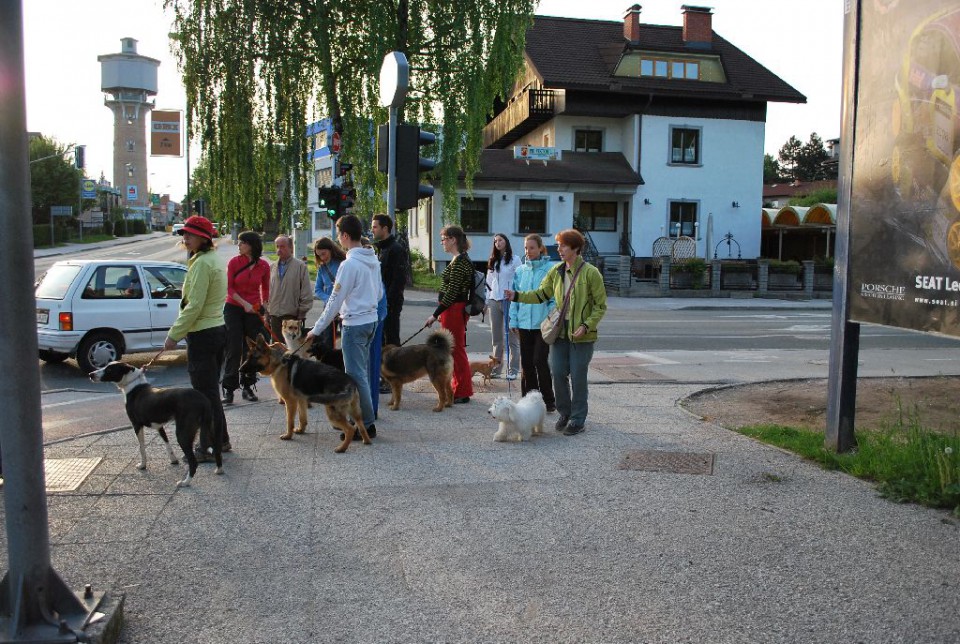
xmin=306 ymin=214 xmax=383 ymax=437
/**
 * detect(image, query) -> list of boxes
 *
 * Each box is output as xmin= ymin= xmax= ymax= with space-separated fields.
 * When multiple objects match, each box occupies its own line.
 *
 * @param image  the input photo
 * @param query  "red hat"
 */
xmin=178 ymin=215 xmax=217 ymax=240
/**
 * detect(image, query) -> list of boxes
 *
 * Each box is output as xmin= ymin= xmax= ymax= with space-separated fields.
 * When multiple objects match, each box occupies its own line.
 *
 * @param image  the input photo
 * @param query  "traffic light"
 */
xmin=318 ymin=186 xmax=341 ymax=220
xmin=339 ymin=183 xmax=356 ymax=215
xmin=74 ymin=145 xmax=85 ymax=169
xmin=337 ymin=162 xmax=353 ymax=178
xmin=395 ymin=124 xmax=435 ymax=210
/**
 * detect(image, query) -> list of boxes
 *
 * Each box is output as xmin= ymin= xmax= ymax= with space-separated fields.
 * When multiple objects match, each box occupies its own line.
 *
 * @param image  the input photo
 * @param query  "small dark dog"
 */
xmin=90 ymin=361 xmax=223 ymax=487
xmin=380 ymin=328 xmax=454 ymax=412
xmin=241 ymin=336 xmax=370 ymax=452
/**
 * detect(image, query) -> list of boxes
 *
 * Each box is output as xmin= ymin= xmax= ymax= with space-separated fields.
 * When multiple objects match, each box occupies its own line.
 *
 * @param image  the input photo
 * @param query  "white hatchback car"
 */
xmin=36 ymin=259 xmax=188 ymax=372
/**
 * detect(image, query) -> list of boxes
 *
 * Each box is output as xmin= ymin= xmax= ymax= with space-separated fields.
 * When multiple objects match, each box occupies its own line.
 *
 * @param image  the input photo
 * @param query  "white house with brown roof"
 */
xmin=411 ymin=4 xmax=805 ymax=270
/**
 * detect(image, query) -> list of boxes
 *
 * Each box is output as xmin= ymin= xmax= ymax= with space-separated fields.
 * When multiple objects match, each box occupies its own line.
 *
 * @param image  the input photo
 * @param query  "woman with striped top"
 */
xmin=425 ymin=225 xmax=475 ymax=403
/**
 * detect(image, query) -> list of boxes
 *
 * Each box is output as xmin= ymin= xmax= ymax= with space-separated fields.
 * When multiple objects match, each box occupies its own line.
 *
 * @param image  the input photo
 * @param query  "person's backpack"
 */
xmin=462 ymin=255 xmax=487 ymax=317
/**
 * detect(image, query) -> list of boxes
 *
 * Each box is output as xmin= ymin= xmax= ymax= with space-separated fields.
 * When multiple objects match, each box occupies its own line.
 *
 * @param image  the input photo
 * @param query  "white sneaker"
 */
xmin=506 ymin=371 xmax=518 ymax=381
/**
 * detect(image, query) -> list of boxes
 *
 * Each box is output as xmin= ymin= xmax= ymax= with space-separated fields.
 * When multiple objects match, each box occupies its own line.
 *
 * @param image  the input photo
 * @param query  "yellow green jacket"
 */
xmin=515 ymin=256 xmax=606 ymax=342
xmin=167 ymin=249 xmax=227 ymax=342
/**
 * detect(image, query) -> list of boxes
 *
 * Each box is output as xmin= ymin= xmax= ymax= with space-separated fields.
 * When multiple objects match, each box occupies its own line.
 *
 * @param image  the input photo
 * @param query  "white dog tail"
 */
xmin=524 ymin=390 xmax=544 ymax=404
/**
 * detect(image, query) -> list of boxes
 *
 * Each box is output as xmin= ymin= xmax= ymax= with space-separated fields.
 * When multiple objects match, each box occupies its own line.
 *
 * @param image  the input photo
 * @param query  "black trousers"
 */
xmin=222 ymin=303 xmax=265 ymax=391
xmin=186 ymin=325 xmax=229 ymax=450
xmin=384 ymin=297 xmax=404 ymax=346
xmin=518 ymin=328 xmax=555 ymax=406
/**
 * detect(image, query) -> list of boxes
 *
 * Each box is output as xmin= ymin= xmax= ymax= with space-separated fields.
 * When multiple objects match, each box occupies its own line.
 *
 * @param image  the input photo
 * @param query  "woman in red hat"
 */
xmin=164 ymin=215 xmax=231 ymax=462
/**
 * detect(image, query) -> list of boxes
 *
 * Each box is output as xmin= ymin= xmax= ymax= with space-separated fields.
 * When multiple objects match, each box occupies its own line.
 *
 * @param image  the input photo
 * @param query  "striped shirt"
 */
xmin=434 ymin=253 xmax=474 ymax=317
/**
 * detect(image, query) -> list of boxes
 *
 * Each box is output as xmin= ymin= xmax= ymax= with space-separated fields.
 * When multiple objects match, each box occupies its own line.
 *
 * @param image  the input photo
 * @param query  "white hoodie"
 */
xmin=310 ymin=247 xmax=382 ymax=333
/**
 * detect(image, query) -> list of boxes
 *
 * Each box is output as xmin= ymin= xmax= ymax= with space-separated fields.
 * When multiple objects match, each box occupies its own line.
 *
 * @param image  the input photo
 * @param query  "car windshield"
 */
xmin=35 ymin=264 xmax=82 ymax=300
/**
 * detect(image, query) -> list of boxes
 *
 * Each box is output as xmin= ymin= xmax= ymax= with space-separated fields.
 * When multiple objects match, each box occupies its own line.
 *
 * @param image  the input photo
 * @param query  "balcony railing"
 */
xmin=482 ymin=89 xmax=558 ymax=149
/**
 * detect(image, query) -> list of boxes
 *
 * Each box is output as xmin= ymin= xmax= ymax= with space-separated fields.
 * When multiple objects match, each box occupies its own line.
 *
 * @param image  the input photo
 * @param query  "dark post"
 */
xmin=0 ymin=2 xmax=109 ymax=638
xmin=825 ymin=0 xmax=860 ymax=452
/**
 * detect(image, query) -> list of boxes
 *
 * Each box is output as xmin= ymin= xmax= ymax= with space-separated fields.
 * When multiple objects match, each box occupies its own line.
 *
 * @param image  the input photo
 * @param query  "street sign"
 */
xmin=50 ymin=206 xmax=72 ymax=217
xmin=331 ymin=131 xmax=341 ymax=154
xmin=81 ymin=179 xmax=97 ymax=199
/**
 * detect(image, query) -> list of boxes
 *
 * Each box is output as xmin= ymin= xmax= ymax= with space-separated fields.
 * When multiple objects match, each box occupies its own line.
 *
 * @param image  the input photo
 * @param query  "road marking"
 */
xmin=42 ymin=394 xmax=114 ymax=410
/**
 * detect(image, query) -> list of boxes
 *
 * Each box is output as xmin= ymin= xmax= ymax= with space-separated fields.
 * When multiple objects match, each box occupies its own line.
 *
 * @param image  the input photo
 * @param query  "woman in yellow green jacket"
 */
xmin=164 ymin=215 xmax=229 ymax=462
xmin=505 ymin=229 xmax=606 ymax=435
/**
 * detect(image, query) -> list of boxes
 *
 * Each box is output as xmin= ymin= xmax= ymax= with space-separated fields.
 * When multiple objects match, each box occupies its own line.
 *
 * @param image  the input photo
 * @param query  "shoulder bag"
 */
xmin=540 ymin=262 xmax=585 ymax=345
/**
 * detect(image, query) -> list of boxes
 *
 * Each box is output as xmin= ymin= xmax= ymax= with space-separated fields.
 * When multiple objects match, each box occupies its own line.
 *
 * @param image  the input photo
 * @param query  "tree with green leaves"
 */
xmin=778 ymin=132 xmax=836 ymax=182
xmin=763 ymin=153 xmax=783 ymax=183
xmin=165 ymin=0 xmax=536 ymax=229
xmin=28 ymin=135 xmax=85 ymax=226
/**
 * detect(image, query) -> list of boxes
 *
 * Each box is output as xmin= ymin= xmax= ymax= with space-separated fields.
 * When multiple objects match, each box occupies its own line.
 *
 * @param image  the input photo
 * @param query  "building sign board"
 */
xmin=513 ymin=145 xmax=561 ymax=162
xmin=151 ymin=110 xmax=182 ymax=157
xmin=126 ymin=185 xmax=138 ymax=202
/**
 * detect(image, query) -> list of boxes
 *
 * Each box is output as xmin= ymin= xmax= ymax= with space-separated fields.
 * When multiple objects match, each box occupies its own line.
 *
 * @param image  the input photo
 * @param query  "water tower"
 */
xmin=98 ymin=38 xmax=159 ymax=219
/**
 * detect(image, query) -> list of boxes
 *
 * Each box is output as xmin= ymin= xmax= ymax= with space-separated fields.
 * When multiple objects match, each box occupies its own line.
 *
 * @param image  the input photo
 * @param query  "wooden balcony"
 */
xmin=482 ymin=89 xmax=559 ymax=149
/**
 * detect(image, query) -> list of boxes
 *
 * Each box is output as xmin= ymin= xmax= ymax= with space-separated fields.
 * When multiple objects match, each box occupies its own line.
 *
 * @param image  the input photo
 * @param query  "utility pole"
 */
xmin=379 ymin=52 xmax=409 ymax=216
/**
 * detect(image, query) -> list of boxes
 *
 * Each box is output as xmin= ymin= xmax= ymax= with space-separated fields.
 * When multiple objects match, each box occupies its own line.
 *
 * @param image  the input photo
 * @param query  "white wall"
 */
xmin=635 ymin=115 xmax=764 ymax=259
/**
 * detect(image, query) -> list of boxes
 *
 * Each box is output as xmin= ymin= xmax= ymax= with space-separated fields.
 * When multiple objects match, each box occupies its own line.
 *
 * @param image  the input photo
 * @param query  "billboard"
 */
xmin=849 ymin=1 xmax=960 ymax=337
xmin=151 ymin=110 xmax=182 ymax=157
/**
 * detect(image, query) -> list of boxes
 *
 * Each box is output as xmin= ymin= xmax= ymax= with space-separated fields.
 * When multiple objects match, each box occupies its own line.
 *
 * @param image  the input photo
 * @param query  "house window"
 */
xmin=518 ymin=199 xmax=547 ymax=234
xmin=669 ymin=201 xmax=698 ymax=238
xmin=574 ymin=130 xmax=602 ymax=152
xmin=578 ymin=201 xmax=617 ymax=232
xmin=460 ymin=197 xmax=490 ymax=233
xmin=670 ymin=127 xmax=701 ymax=165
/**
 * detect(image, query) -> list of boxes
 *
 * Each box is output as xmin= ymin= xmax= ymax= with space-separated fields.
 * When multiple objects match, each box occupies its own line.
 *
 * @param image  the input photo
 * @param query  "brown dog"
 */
xmin=380 ymin=328 xmax=454 ymax=412
xmin=470 ymin=356 xmax=502 ymax=387
xmin=240 ymin=336 xmax=370 ymax=452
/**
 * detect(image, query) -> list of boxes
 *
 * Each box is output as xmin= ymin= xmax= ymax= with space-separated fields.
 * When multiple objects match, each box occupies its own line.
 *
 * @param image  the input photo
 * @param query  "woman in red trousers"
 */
xmin=425 ymin=225 xmax=475 ymax=404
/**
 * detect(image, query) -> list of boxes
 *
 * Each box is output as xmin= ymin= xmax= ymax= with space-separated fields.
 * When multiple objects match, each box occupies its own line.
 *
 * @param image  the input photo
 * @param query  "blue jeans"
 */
xmin=548 ymin=339 xmax=595 ymax=425
xmin=341 ymin=321 xmax=377 ymax=427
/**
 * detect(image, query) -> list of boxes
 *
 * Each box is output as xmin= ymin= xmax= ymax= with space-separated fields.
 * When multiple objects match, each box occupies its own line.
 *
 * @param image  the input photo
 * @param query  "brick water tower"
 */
xmin=98 ymin=38 xmax=159 ymax=220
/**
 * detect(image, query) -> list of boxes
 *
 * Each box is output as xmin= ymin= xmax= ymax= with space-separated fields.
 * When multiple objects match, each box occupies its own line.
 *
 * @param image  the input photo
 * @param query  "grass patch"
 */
xmin=738 ymin=415 xmax=960 ymax=515
xmin=75 ymin=233 xmax=116 ymax=244
xmin=410 ymin=248 xmax=441 ymax=290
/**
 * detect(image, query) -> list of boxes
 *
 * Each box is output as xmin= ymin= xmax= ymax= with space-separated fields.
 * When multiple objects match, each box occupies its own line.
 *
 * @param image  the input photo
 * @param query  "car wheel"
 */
xmin=77 ymin=332 xmax=122 ymax=373
xmin=39 ymin=350 xmax=69 ymax=364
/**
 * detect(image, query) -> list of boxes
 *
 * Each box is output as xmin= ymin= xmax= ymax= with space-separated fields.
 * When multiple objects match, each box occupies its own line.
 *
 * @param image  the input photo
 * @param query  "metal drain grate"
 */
xmin=45 ymin=457 xmax=102 ymax=492
xmin=618 ymin=450 xmax=714 ymax=475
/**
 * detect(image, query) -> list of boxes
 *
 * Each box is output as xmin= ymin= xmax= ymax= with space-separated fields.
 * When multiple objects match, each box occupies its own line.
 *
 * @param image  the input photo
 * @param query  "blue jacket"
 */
xmin=314 ymin=259 xmax=341 ymax=303
xmin=509 ymin=256 xmax=556 ymax=330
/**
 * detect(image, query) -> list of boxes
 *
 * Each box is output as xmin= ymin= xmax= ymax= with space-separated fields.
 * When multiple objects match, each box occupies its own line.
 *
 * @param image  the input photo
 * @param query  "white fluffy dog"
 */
xmin=488 ymin=391 xmax=547 ymax=442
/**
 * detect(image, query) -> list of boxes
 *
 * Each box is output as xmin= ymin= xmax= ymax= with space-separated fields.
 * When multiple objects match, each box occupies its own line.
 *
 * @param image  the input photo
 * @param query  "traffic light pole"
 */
xmin=386 ymin=106 xmax=397 ymax=217
xmin=0 ymin=3 xmax=110 ymax=639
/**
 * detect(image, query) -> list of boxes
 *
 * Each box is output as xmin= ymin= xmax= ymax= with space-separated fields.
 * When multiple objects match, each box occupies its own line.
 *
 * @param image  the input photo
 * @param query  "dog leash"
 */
xmin=399 ymin=324 xmax=428 ymax=347
xmin=142 ymin=348 xmax=165 ymax=371
xmin=503 ymin=300 xmax=514 ymax=399
xmin=256 ymin=309 xmax=286 ymax=344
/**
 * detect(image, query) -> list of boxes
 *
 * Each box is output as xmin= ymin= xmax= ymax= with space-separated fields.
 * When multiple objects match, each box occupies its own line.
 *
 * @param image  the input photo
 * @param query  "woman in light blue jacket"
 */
xmin=509 ymin=234 xmax=557 ymax=412
xmin=313 ymin=237 xmax=345 ymax=353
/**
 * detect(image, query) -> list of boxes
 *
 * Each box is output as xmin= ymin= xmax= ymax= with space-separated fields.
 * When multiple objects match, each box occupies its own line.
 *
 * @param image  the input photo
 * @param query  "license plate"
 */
xmin=36 ymin=309 xmax=49 ymax=324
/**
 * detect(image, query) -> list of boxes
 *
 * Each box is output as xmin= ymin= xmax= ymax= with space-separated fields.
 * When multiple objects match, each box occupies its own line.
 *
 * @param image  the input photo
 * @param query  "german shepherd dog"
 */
xmin=90 ymin=361 xmax=223 ymax=487
xmin=281 ymin=317 xmax=345 ymax=371
xmin=380 ymin=328 xmax=455 ymax=412
xmin=240 ymin=336 xmax=370 ymax=452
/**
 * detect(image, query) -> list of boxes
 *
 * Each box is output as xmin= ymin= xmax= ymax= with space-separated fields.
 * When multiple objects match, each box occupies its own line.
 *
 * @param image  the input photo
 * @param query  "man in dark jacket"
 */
xmin=371 ymin=214 xmax=408 ymax=347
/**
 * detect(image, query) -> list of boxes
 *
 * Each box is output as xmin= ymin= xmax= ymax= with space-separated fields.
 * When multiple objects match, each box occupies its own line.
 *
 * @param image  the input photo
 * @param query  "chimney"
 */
xmin=682 ymin=5 xmax=713 ymax=46
xmin=623 ymin=4 xmax=642 ymax=43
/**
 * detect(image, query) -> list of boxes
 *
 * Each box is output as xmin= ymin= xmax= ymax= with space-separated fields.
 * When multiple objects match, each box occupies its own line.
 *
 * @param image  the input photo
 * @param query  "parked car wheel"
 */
xmin=38 ymin=350 xmax=69 ymax=364
xmin=76 ymin=332 xmax=122 ymax=373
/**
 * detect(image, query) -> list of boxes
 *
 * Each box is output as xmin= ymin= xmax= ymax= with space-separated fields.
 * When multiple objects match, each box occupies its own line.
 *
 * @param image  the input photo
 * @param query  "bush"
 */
xmin=673 ymin=257 xmax=707 ymax=275
xmin=767 ymin=259 xmax=801 ymax=274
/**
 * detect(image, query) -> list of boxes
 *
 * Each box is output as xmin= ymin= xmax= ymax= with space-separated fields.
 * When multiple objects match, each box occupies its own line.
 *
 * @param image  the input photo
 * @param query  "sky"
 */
xmin=22 ymin=0 xmax=843 ymax=202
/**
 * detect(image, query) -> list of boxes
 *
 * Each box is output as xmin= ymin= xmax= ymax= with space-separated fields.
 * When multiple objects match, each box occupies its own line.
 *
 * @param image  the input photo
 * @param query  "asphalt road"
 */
xmin=36 ymin=236 xmax=960 ymax=442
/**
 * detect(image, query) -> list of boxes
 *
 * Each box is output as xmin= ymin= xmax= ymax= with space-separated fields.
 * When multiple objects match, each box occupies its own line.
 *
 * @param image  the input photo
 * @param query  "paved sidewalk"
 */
xmin=24 ymin=369 xmax=960 ymax=642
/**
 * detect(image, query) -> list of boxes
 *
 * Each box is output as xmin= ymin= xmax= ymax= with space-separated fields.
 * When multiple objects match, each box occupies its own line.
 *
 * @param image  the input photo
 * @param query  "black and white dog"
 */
xmin=89 ymin=361 xmax=223 ymax=487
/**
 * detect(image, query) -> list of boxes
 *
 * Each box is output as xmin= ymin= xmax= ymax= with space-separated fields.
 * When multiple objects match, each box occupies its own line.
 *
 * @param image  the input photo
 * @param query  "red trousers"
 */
xmin=439 ymin=302 xmax=473 ymax=398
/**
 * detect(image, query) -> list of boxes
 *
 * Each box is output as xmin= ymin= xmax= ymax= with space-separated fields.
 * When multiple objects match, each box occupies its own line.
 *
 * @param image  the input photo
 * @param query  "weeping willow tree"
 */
xmin=165 ymin=0 xmax=535 ymax=228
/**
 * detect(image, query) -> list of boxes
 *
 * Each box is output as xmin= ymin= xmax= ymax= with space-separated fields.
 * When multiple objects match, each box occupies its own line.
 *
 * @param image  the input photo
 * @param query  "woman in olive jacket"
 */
xmin=505 ymin=229 xmax=606 ymax=436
